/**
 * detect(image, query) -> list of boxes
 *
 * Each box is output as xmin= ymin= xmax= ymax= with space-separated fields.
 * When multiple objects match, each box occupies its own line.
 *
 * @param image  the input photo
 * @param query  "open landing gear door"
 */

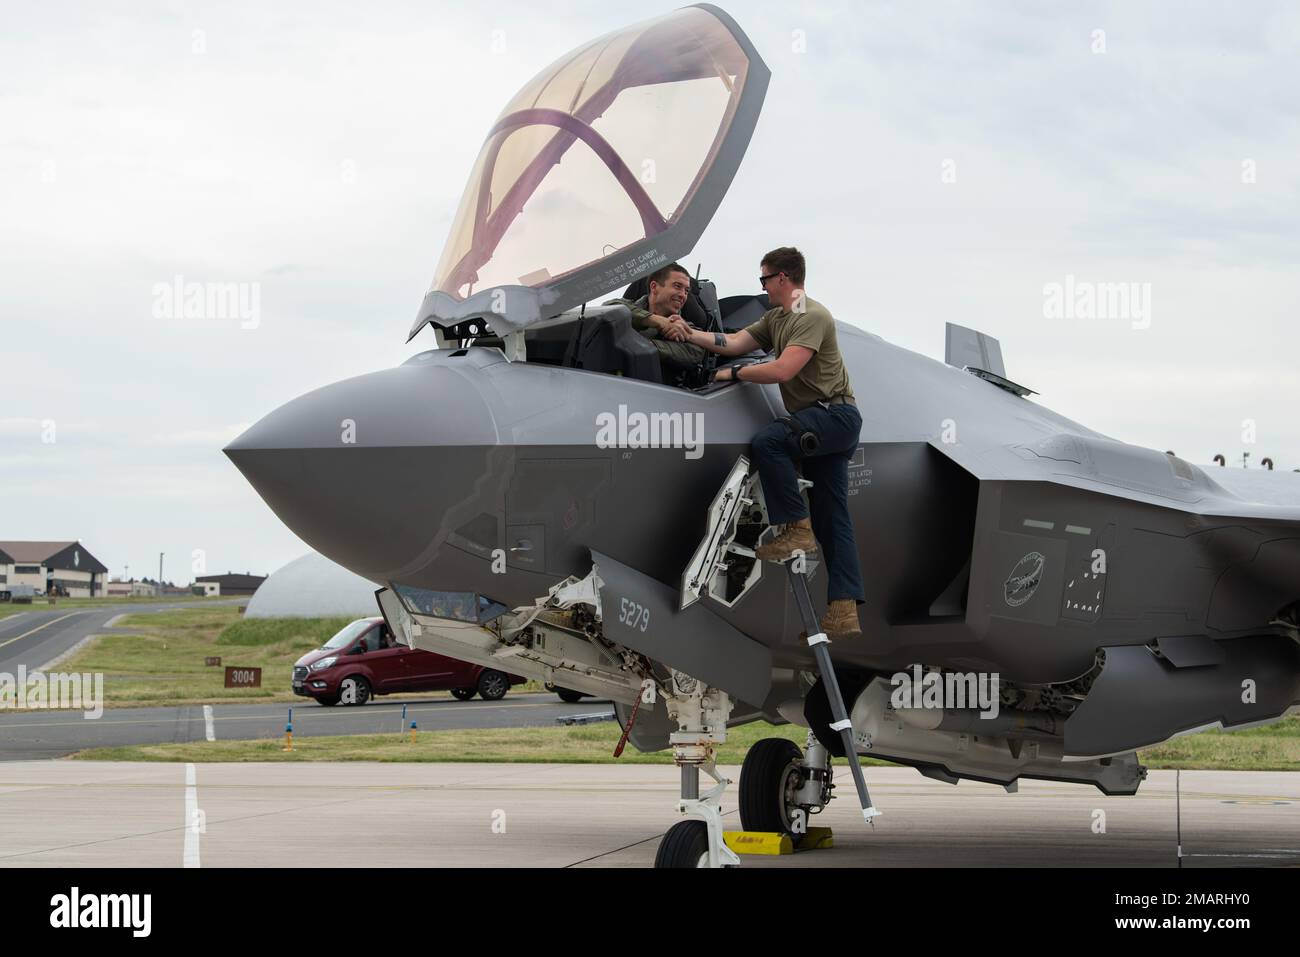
xmin=680 ymin=455 xmax=767 ymax=611
xmin=375 ymin=587 xmax=411 ymax=647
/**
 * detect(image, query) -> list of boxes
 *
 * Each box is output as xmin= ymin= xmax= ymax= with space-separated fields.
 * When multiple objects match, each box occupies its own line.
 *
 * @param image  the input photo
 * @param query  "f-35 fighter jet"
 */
xmin=227 ymin=5 xmax=1300 ymax=867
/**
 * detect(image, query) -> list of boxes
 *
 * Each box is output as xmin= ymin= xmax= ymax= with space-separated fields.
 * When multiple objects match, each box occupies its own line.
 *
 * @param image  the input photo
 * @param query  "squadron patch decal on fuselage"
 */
xmin=1004 ymin=551 xmax=1046 ymax=607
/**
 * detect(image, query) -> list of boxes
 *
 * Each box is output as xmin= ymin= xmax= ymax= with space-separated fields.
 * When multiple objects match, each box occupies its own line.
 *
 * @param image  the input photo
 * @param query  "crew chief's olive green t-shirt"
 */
xmin=745 ymin=296 xmax=854 ymax=412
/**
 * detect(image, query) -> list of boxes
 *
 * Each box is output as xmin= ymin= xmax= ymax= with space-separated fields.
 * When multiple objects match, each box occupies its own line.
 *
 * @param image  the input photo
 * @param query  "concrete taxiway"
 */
xmin=0 ymin=763 xmax=1294 ymax=868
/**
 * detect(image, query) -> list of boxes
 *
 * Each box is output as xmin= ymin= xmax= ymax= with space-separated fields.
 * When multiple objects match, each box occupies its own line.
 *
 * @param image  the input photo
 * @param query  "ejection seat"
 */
xmin=561 ymin=303 xmax=664 ymax=384
xmin=613 ymin=274 xmax=724 ymax=388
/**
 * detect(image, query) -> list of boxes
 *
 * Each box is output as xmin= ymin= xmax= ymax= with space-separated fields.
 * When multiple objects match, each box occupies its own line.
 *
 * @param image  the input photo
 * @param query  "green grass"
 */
xmin=70 ymin=717 xmax=1300 ymax=770
xmin=56 ymin=607 xmax=353 ymax=708
xmin=72 ymin=720 xmax=840 ymax=764
xmin=1137 ymin=717 xmax=1300 ymax=770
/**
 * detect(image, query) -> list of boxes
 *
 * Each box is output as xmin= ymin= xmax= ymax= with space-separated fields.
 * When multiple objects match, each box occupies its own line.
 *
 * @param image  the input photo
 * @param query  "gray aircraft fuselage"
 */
xmin=225 ymin=310 xmax=1300 ymax=712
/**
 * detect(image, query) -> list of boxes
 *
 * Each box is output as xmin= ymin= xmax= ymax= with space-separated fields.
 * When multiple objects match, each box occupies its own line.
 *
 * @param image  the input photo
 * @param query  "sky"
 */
xmin=2 ymin=0 xmax=1298 ymax=583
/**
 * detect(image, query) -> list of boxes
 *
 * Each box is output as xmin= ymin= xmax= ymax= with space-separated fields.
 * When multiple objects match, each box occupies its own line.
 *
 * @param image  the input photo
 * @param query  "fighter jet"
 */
xmin=226 ymin=4 xmax=1300 ymax=867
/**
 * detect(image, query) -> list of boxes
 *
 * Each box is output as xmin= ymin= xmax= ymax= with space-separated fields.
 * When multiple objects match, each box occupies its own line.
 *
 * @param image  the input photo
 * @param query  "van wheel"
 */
xmin=556 ymin=688 xmax=585 ymax=704
xmin=450 ymin=688 xmax=476 ymax=701
xmin=340 ymin=676 xmax=371 ymax=706
xmin=477 ymin=670 xmax=509 ymax=701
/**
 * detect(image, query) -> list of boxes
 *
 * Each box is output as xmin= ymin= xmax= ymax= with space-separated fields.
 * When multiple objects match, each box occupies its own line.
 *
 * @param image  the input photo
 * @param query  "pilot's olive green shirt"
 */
xmin=745 ymin=295 xmax=853 ymax=412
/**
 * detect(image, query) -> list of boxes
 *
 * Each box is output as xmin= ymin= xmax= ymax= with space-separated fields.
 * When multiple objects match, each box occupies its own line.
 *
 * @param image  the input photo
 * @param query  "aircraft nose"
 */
xmin=225 ymin=361 xmax=500 ymax=582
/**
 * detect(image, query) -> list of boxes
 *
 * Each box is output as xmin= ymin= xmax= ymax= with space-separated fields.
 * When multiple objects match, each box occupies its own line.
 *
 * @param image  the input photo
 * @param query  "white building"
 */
xmin=0 ymin=541 xmax=109 ymax=598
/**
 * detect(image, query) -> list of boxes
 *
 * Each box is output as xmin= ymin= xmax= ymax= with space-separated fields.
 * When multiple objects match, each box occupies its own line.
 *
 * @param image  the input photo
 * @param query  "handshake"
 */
xmin=656 ymin=314 xmax=693 ymax=342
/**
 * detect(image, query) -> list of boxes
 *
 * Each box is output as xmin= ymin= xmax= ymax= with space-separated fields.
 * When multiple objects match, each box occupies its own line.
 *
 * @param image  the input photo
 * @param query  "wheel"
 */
xmin=739 ymin=738 xmax=804 ymax=835
xmin=476 ymin=669 xmax=509 ymax=701
xmin=315 ymin=695 xmax=340 ymax=707
xmin=654 ymin=820 xmax=711 ymax=868
xmin=555 ymin=687 xmax=584 ymax=704
xmin=450 ymin=687 xmax=476 ymax=701
xmin=339 ymin=675 xmax=371 ymax=706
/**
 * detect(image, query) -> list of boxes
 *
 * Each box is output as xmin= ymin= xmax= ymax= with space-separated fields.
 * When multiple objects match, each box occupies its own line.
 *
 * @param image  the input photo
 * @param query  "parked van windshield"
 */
xmin=322 ymin=619 xmax=373 ymax=650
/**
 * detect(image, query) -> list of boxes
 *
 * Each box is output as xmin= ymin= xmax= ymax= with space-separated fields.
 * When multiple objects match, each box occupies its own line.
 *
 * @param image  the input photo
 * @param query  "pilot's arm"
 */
xmin=604 ymin=297 xmax=685 ymax=337
xmin=672 ymin=326 xmax=760 ymax=357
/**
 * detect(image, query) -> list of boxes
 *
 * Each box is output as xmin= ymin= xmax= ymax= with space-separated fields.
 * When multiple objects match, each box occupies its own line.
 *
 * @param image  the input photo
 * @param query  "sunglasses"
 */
xmin=759 ymin=272 xmax=783 ymax=287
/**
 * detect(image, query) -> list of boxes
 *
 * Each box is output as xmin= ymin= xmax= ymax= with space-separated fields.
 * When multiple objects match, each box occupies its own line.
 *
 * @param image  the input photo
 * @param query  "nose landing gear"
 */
xmin=654 ymin=672 xmax=741 ymax=868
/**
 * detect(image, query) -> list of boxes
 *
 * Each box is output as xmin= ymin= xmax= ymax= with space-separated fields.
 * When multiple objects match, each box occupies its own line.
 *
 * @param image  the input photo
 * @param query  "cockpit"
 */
xmin=407 ymin=5 xmax=771 ymax=391
xmin=458 ymin=276 xmax=770 ymax=391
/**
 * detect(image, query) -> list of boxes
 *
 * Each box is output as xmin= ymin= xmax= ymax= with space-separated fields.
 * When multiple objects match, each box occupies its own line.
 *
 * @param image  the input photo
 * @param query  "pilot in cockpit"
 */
xmin=604 ymin=262 xmax=707 ymax=380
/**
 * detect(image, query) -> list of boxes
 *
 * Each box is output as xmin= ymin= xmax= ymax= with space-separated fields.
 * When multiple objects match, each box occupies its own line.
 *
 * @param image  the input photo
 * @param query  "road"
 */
xmin=0 ymin=695 xmax=615 ymax=760
xmin=0 ymin=601 xmax=239 ymax=674
xmin=0 ymin=764 xmax=1293 ymax=868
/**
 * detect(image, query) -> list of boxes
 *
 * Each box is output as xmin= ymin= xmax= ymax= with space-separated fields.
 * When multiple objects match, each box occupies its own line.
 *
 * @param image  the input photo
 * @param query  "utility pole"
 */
xmin=159 ymin=552 xmax=164 ymax=598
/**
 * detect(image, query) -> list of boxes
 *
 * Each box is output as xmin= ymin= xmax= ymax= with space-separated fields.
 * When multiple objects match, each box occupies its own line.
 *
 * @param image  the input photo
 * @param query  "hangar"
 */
xmin=0 ymin=540 xmax=108 ymax=598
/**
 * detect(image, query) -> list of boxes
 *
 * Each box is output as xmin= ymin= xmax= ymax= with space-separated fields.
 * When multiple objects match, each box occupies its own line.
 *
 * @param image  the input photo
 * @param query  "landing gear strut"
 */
xmin=653 ymin=671 xmax=741 ymax=868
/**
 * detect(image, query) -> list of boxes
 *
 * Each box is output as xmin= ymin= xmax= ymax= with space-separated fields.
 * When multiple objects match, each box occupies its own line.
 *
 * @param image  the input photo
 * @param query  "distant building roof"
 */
xmin=195 ymin=572 xmax=266 ymax=592
xmin=0 ymin=541 xmax=75 ymax=563
xmin=0 ymin=541 xmax=107 ymax=573
xmin=245 ymin=553 xmax=379 ymax=619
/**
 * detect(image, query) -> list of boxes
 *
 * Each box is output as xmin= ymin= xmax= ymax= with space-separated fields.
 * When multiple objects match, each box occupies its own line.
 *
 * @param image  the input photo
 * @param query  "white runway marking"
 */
xmin=203 ymin=705 xmax=215 ymax=742
xmin=183 ymin=763 xmax=200 ymax=868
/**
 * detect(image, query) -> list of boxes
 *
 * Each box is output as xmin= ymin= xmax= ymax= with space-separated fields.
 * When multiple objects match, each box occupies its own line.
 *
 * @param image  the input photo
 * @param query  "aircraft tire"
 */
xmin=739 ymin=737 xmax=803 ymax=834
xmin=654 ymin=820 xmax=711 ymax=868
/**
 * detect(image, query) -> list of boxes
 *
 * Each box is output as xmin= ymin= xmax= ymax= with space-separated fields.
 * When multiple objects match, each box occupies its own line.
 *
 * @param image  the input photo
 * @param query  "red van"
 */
xmin=292 ymin=617 xmax=524 ymax=706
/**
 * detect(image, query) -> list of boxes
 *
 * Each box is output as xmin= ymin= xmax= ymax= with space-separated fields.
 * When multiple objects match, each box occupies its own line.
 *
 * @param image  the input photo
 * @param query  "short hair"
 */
xmin=761 ymin=246 xmax=805 ymax=285
xmin=648 ymin=262 xmax=691 ymax=287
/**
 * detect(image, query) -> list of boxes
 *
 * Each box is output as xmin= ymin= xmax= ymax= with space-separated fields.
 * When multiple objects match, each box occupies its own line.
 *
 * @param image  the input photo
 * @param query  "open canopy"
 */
xmin=409 ymin=4 xmax=769 ymax=341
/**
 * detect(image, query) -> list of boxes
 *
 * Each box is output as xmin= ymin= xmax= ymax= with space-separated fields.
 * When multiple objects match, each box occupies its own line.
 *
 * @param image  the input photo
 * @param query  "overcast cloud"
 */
xmin=1 ymin=0 xmax=1297 ymax=582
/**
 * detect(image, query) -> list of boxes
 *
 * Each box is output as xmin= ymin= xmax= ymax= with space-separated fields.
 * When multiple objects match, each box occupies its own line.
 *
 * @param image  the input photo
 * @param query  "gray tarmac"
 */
xmin=0 ymin=763 xmax=1294 ymax=868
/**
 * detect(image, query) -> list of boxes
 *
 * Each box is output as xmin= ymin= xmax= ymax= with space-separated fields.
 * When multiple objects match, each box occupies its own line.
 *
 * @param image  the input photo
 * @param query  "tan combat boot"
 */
xmin=754 ymin=518 xmax=818 ymax=563
xmin=821 ymin=599 xmax=862 ymax=639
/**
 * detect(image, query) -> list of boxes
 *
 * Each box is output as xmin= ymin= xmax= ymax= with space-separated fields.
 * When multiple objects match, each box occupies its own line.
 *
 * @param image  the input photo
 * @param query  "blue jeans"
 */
xmin=750 ymin=403 xmax=865 ymax=603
